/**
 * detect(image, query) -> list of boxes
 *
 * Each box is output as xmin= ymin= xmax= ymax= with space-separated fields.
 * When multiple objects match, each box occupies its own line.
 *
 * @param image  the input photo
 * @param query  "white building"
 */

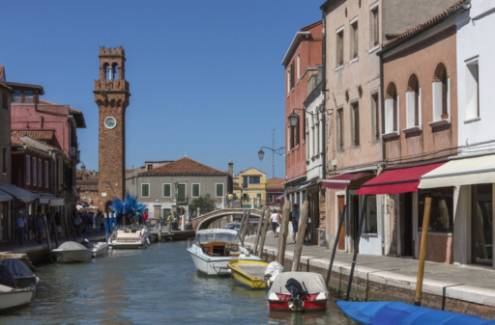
xmin=420 ymin=0 xmax=495 ymax=267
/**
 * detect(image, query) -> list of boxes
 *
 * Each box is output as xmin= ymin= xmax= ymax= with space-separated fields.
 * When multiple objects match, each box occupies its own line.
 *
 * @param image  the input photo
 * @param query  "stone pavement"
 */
xmin=246 ymin=233 xmax=495 ymax=309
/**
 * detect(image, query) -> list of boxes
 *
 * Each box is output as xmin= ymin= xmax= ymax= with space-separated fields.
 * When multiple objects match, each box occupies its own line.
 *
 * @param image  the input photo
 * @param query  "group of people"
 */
xmin=15 ymin=209 xmax=62 ymax=246
xmin=72 ymin=210 xmax=106 ymax=237
xmin=269 ymin=203 xmax=301 ymax=242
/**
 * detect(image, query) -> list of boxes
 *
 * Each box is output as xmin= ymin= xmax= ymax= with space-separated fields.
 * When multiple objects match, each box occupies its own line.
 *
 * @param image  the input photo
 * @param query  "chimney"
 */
xmin=0 ymin=65 xmax=5 ymax=81
xmin=227 ymin=161 xmax=234 ymax=176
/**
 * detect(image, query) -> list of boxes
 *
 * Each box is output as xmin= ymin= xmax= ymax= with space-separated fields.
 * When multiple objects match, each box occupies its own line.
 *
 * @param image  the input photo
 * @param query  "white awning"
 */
xmin=0 ymin=190 xmax=12 ymax=203
xmin=0 ymin=183 xmax=38 ymax=203
xmin=419 ymin=154 xmax=495 ymax=189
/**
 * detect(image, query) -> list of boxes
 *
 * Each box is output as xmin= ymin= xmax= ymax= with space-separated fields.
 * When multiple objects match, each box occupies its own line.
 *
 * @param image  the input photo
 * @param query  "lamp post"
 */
xmin=258 ymin=129 xmax=285 ymax=178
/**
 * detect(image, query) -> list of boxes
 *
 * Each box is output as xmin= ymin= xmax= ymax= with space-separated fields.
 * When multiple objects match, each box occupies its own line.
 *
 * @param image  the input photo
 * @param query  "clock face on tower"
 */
xmin=104 ymin=116 xmax=117 ymax=129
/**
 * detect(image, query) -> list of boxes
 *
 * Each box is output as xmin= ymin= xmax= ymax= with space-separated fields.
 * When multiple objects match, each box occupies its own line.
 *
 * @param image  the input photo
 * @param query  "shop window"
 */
xmin=471 ymin=184 xmax=493 ymax=265
xmin=363 ymin=195 xmax=378 ymax=234
xmin=419 ymin=188 xmax=453 ymax=232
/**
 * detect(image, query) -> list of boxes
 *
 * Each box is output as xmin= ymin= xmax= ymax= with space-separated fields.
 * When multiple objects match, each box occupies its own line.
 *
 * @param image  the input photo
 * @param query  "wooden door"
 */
xmin=153 ymin=206 xmax=161 ymax=219
xmin=337 ymin=195 xmax=346 ymax=250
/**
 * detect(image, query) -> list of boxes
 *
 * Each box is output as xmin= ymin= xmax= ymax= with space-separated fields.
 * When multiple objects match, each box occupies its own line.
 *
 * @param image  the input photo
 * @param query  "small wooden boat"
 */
xmin=52 ymin=241 xmax=92 ymax=263
xmin=337 ymin=301 xmax=495 ymax=325
xmin=268 ymin=272 xmax=328 ymax=312
xmin=228 ymin=260 xmax=269 ymax=289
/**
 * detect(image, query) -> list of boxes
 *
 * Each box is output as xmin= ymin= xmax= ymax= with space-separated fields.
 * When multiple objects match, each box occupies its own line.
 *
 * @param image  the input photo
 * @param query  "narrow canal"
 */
xmin=2 ymin=242 xmax=354 ymax=324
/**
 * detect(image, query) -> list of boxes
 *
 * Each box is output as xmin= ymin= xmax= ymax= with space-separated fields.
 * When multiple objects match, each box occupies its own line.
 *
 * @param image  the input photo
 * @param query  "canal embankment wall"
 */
xmin=246 ymin=241 xmax=495 ymax=318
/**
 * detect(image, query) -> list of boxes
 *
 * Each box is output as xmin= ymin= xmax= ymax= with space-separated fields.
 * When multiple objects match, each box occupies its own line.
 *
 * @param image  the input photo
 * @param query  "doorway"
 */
xmin=337 ymin=195 xmax=346 ymax=250
xmin=400 ymin=193 xmax=413 ymax=256
xmin=153 ymin=205 xmax=161 ymax=219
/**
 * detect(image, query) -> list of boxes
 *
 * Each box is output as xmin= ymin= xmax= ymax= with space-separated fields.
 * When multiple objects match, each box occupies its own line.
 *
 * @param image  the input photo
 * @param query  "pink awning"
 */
xmin=356 ymin=162 xmax=444 ymax=195
xmin=321 ymin=172 xmax=373 ymax=190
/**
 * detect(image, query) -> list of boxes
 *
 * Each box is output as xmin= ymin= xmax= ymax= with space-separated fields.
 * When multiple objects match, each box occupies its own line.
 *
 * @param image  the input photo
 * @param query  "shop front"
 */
xmin=419 ymin=154 xmax=495 ymax=267
xmin=357 ymin=163 xmax=444 ymax=259
xmin=322 ymin=172 xmax=377 ymax=254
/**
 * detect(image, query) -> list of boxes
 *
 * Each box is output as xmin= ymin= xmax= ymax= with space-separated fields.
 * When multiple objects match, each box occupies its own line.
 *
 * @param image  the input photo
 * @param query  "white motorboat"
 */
xmin=0 ymin=259 xmax=39 ymax=310
xmin=82 ymin=239 xmax=110 ymax=258
xmin=52 ymin=241 xmax=92 ymax=263
xmin=108 ymin=225 xmax=150 ymax=249
xmin=187 ymin=228 xmax=259 ymax=276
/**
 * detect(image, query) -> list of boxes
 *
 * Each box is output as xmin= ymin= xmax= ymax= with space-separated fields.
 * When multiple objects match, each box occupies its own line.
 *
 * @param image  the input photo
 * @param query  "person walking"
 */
xmin=291 ymin=203 xmax=300 ymax=243
xmin=15 ymin=211 xmax=26 ymax=245
xmin=270 ymin=209 xmax=279 ymax=237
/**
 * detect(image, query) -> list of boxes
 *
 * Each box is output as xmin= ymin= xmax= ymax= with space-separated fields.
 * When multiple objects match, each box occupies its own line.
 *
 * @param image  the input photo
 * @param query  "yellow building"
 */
xmin=233 ymin=168 xmax=267 ymax=209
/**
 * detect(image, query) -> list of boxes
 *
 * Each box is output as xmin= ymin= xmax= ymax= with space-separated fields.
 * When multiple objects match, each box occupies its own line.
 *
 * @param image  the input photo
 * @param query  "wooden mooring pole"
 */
xmin=239 ymin=209 xmax=249 ymax=246
xmin=253 ymin=209 xmax=265 ymax=253
xmin=415 ymin=196 xmax=432 ymax=306
xmin=326 ymin=204 xmax=347 ymax=286
xmin=291 ymin=200 xmax=309 ymax=271
xmin=256 ymin=208 xmax=271 ymax=257
xmin=346 ymin=195 xmax=368 ymax=300
xmin=276 ymin=200 xmax=291 ymax=265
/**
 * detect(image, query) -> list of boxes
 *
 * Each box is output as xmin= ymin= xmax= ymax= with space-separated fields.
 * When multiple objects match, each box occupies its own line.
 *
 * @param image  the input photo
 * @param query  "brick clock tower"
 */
xmin=94 ymin=47 xmax=130 ymax=211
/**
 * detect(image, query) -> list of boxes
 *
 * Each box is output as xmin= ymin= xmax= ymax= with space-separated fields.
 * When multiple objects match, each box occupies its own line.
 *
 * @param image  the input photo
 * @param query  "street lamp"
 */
xmin=289 ymin=112 xmax=299 ymax=127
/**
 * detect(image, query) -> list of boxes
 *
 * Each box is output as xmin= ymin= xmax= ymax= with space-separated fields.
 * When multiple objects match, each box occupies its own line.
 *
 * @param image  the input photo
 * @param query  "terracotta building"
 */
xmin=283 ymin=21 xmax=323 ymax=213
xmin=76 ymin=168 xmax=100 ymax=210
xmin=94 ymin=47 xmax=130 ymax=212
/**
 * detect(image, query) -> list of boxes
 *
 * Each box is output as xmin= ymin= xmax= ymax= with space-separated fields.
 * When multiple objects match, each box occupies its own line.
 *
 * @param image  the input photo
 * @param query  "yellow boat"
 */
xmin=228 ymin=260 xmax=269 ymax=289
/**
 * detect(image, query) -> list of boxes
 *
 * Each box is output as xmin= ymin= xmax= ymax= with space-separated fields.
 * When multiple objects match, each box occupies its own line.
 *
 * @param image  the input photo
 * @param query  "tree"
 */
xmin=189 ymin=195 xmax=216 ymax=217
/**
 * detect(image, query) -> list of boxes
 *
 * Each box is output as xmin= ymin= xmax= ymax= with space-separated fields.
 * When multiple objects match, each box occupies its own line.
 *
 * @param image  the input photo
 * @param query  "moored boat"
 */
xmin=0 ymin=259 xmax=39 ymax=311
xmin=268 ymin=272 xmax=328 ymax=312
xmin=228 ymin=260 xmax=269 ymax=289
xmin=82 ymin=239 xmax=110 ymax=258
xmin=52 ymin=241 xmax=92 ymax=263
xmin=109 ymin=225 xmax=150 ymax=249
xmin=188 ymin=228 xmax=255 ymax=276
xmin=337 ymin=301 xmax=495 ymax=325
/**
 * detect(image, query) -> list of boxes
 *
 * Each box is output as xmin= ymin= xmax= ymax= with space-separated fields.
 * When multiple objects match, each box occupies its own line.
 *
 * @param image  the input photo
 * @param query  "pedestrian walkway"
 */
xmin=246 ymin=233 xmax=495 ymax=310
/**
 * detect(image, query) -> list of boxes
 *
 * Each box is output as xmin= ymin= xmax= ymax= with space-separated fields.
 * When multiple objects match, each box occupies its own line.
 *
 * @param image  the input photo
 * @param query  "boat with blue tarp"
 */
xmin=337 ymin=301 xmax=495 ymax=325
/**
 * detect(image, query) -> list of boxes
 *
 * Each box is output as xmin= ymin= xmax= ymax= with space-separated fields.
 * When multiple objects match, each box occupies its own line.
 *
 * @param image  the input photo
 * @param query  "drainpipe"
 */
xmin=379 ymin=44 xmax=386 ymax=256
xmin=321 ymin=9 xmax=327 ymax=181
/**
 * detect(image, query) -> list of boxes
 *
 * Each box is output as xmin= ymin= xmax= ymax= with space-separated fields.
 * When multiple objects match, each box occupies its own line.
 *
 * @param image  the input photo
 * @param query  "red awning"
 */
xmin=356 ymin=162 xmax=444 ymax=195
xmin=321 ymin=172 xmax=373 ymax=190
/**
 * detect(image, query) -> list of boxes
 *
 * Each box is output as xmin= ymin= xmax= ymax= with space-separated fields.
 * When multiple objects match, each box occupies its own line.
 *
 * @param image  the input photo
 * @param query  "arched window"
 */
xmin=104 ymin=63 xmax=112 ymax=81
xmin=112 ymin=63 xmax=119 ymax=80
xmin=406 ymin=74 xmax=420 ymax=128
xmin=385 ymin=83 xmax=398 ymax=134
xmin=433 ymin=63 xmax=449 ymax=121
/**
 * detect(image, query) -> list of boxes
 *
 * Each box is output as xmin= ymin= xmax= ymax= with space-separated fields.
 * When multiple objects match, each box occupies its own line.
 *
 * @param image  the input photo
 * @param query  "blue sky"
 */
xmin=0 ymin=0 xmax=323 ymax=177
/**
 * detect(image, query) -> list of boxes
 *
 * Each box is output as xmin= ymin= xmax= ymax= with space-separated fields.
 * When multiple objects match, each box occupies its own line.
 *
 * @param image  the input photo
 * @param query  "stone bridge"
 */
xmin=191 ymin=208 xmax=263 ymax=231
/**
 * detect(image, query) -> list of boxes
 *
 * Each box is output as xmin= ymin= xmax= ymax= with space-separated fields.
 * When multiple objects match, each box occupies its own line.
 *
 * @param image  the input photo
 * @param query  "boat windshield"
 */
xmin=196 ymin=231 xmax=238 ymax=244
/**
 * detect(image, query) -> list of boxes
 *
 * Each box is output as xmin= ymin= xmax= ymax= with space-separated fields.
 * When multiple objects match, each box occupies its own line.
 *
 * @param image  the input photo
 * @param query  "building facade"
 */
xmin=130 ymin=157 xmax=229 ymax=220
xmin=266 ymin=178 xmax=284 ymax=209
xmin=284 ymin=21 xmax=323 ymax=210
xmin=233 ymin=168 xmax=267 ymax=209
xmin=321 ymin=0 xmax=461 ymax=254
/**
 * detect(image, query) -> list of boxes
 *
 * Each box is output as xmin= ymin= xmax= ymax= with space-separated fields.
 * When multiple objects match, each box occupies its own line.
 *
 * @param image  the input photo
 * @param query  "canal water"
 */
xmin=2 ymin=242 xmax=354 ymax=324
